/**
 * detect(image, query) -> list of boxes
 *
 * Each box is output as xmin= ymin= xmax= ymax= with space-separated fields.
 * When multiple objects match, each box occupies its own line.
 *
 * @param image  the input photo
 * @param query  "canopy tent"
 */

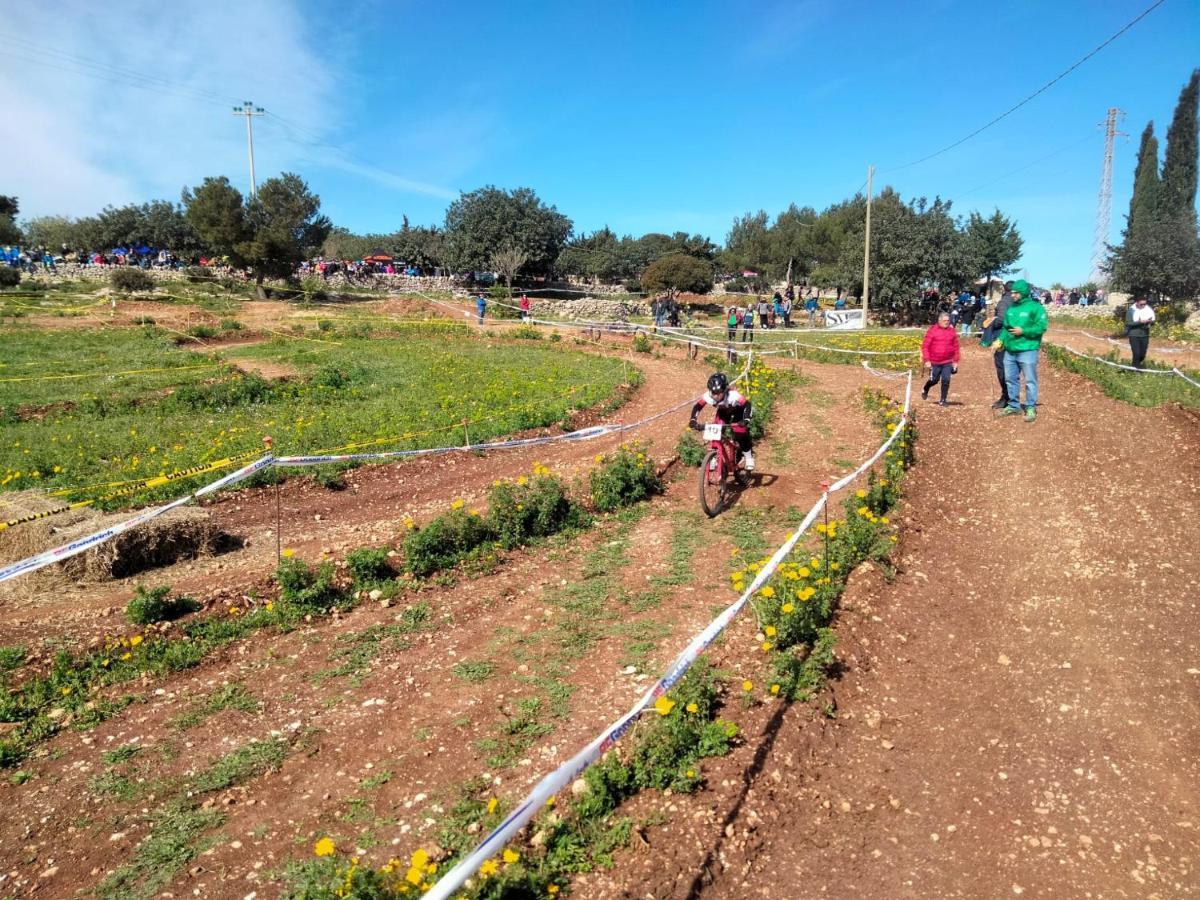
xmin=363 ymin=254 xmax=394 ymax=263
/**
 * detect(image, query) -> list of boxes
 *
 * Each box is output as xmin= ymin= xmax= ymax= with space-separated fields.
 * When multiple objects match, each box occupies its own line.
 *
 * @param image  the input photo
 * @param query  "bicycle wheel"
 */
xmin=699 ymin=449 xmax=728 ymax=518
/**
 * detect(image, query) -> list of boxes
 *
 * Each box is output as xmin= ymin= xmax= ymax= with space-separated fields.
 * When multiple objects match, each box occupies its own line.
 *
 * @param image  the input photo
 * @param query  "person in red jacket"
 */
xmin=921 ymin=311 xmax=960 ymax=406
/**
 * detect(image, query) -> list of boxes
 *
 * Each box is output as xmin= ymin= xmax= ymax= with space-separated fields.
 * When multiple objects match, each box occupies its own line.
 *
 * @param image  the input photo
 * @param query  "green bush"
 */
xmin=632 ymin=332 xmax=652 ymax=353
xmin=487 ymin=472 xmax=588 ymax=549
xmin=346 ymin=547 xmax=394 ymax=586
xmin=219 ymin=318 xmax=243 ymax=332
xmin=511 ymin=324 xmax=543 ymax=340
xmin=186 ymin=324 xmax=218 ymax=339
xmin=590 ymin=443 xmax=662 ymax=512
xmin=0 ymin=268 xmax=20 ymax=289
xmin=275 ymin=558 xmax=346 ymax=610
xmin=184 ymin=266 xmax=213 ymax=283
xmin=675 ymin=430 xmax=707 ymax=467
xmin=299 ymin=276 xmax=328 ymax=303
xmin=109 ymin=268 xmax=155 ymax=293
xmin=125 ymin=585 xmax=200 ymax=625
xmin=403 ymin=508 xmax=495 ymax=577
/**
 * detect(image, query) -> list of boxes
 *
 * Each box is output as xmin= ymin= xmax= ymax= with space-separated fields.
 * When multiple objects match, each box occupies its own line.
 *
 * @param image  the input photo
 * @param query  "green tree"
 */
xmin=0 ymin=195 xmax=20 ymax=245
xmin=1127 ymin=122 xmax=1162 ymax=241
xmin=720 ymin=211 xmax=771 ymax=276
xmin=443 ymin=186 xmax=572 ymax=276
xmin=183 ymin=173 xmax=330 ymax=296
xmin=22 ymin=216 xmax=77 ymax=251
xmin=640 ymin=253 xmax=713 ymax=297
xmin=1160 ymin=69 xmax=1199 ymax=225
xmin=240 ymin=173 xmax=332 ymax=289
xmin=556 ymin=227 xmax=625 ymax=282
xmin=964 ymin=209 xmax=1023 ymax=290
xmin=182 ymin=176 xmax=250 ymax=259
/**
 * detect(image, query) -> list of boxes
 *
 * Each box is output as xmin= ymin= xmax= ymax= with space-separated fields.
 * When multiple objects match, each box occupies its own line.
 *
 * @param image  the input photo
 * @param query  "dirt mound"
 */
xmin=0 ymin=494 xmax=234 ymax=598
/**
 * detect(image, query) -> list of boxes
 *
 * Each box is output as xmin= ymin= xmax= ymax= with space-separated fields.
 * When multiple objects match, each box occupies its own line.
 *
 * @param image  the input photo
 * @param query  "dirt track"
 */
xmin=2 ymin=304 xmax=1199 ymax=897
xmin=607 ymin=347 xmax=1200 ymax=898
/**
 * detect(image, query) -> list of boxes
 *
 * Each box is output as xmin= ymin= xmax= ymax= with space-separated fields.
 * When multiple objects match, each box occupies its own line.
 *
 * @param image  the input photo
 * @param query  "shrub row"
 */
xmin=403 ymin=451 xmax=660 ymax=577
xmin=745 ymin=386 xmax=916 ymax=699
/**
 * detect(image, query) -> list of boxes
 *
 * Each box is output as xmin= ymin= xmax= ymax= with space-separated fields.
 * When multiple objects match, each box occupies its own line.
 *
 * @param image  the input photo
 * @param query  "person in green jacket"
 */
xmin=997 ymin=279 xmax=1047 ymax=422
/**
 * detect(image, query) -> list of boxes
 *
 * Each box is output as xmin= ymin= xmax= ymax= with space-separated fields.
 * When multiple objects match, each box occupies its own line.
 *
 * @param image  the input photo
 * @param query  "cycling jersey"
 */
xmin=690 ymin=388 xmax=752 ymax=431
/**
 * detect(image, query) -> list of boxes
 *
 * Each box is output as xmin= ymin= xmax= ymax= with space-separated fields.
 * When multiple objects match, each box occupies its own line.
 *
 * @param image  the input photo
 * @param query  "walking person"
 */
xmin=921 ymin=312 xmax=960 ymax=406
xmin=979 ymin=281 xmax=1015 ymax=409
xmin=726 ymin=306 xmax=739 ymax=342
xmin=806 ymin=292 xmax=819 ymax=325
xmin=519 ymin=293 xmax=531 ymax=320
xmin=1125 ymin=296 xmax=1155 ymax=369
xmin=741 ymin=305 xmax=755 ymax=343
xmin=997 ymin=279 xmax=1048 ymax=422
xmin=475 ymin=292 xmax=487 ymax=324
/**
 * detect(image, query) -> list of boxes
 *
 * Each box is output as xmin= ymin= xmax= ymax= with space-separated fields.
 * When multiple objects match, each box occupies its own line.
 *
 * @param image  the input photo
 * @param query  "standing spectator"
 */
xmin=781 ymin=293 xmax=792 ymax=327
xmin=806 ymin=292 xmax=820 ymax=325
xmin=741 ymin=305 xmax=755 ymax=343
xmin=979 ymin=281 xmax=1015 ymax=409
xmin=757 ymin=295 xmax=770 ymax=329
xmin=726 ymin=306 xmax=739 ymax=342
xmin=1125 ymin=296 xmax=1156 ymax=369
xmin=475 ymin=292 xmax=487 ymax=324
xmin=997 ymin=279 xmax=1048 ymax=422
xmin=653 ymin=296 xmax=666 ymax=329
xmin=519 ymin=293 xmax=531 ymax=320
xmin=834 ymin=294 xmax=847 ymax=310
xmin=921 ymin=311 xmax=960 ymax=406
xmin=958 ymin=293 xmax=978 ymax=335
xmin=771 ymin=292 xmax=784 ymax=328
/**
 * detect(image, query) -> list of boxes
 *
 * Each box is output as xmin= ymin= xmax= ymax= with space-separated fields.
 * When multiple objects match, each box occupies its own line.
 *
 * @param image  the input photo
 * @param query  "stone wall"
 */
xmin=529 ymin=296 xmax=649 ymax=320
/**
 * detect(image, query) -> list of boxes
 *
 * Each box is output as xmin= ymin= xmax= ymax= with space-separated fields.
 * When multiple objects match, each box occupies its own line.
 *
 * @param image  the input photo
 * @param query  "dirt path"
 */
xmin=620 ymin=345 xmax=1200 ymax=898
xmin=0 ymin=353 xmax=884 ymax=897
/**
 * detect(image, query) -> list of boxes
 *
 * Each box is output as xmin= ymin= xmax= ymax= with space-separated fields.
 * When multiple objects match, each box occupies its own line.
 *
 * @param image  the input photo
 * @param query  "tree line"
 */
xmin=1108 ymin=68 xmax=1200 ymax=303
xmin=3 ymin=174 xmax=1031 ymax=304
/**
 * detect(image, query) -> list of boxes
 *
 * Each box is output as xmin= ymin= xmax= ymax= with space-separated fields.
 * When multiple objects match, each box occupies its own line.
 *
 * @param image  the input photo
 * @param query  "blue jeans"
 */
xmin=1004 ymin=348 xmax=1039 ymax=409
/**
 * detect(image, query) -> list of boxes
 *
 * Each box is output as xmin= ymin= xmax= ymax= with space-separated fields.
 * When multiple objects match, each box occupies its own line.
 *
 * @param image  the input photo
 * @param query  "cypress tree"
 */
xmin=1125 ymin=122 xmax=1160 ymax=242
xmin=1160 ymin=68 xmax=1199 ymax=226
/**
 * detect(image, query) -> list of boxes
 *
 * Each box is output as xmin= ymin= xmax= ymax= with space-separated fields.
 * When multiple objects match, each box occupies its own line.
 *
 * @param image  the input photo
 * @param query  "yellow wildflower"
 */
xmin=487 ymin=797 xmax=498 ymax=814
xmin=451 ymin=498 xmax=464 ymax=510
xmin=654 ymin=696 xmax=676 ymax=716
xmin=764 ymin=625 xmax=777 ymax=637
xmin=129 ymin=635 xmax=143 ymax=647
xmin=782 ymin=602 xmax=794 ymax=613
xmin=770 ymin=684 xmax=781 ymax=695
xmin=314 ymin=837 xmax=336 ymax=857
xmin=855 ymin=489 xmax=867 ymax=499
xmin=503 ymin=849 xmax=520 ymax=864
xmin=758 ymin=586 xmax=775 ymax=598
xmin=281 ymin=548 xmax=295 ymax=558
xmin=742 ymin=680 xmax=753 ymax=692
xmin=480 ymin=859 xmax=499 ymax=877
xmin=686 ymin=702 xmax=699 ymax=713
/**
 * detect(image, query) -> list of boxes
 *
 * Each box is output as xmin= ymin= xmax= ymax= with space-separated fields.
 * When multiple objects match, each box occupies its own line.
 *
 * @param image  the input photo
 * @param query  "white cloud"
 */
xmin=0 ymin=0 xmax=452 ymax=218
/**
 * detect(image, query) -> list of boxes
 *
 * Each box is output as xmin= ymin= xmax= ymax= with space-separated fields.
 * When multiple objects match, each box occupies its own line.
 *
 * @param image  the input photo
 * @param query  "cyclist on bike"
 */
xmin=689 ymin=372 xmax=755 ymax=472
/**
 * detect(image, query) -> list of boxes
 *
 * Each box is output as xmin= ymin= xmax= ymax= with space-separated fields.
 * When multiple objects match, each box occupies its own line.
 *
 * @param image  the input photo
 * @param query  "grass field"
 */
xmin=0 ymin=324 xmax=630 ymax=507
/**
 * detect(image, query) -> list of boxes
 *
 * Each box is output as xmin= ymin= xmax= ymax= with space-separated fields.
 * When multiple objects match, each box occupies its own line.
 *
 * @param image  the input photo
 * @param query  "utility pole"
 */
xmin=232 ymin=101 xmax=265 ymax=198
xmin=1090 ymin=107 xmax=1125 ymax=285
xmin=860 ymin=165 xmax=874 ymax=328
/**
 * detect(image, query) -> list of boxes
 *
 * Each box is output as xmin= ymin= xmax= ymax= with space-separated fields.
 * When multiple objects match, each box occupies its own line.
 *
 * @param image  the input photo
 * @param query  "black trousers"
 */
xmin=923 ymin=363 xmax=953 ymax=402
xmin=1129 ymin=335 xmax=1149 ymax=368
xmin=994 ymin=348 xmax=1008 ymax=403
xmin=742 ymin=328 xmax=754 ymax=342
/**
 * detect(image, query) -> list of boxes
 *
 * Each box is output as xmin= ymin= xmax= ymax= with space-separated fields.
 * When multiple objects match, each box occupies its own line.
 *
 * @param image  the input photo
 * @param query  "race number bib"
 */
xmin=703 ymin=423 xmax=724 ymax=441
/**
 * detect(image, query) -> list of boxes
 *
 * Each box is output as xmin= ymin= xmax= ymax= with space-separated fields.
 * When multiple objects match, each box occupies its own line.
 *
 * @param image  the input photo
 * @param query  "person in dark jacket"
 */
xmin=921 ymin=312 xmax=961 ymax=405
xmin=1125 ymin=296 xmax=1156 ymax=368
xmin=979 ymin=281 xmax=1014 ymax=408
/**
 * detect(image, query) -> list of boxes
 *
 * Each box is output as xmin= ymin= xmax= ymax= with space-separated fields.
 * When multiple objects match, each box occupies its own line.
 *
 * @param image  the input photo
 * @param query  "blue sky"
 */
xmin=1 ymin=0 xmax=1197 ymax=284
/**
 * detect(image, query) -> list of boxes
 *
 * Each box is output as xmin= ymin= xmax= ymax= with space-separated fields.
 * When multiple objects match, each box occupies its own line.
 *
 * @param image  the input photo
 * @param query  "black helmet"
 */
xmin=707 ymin=372 xmax=729 ymax=394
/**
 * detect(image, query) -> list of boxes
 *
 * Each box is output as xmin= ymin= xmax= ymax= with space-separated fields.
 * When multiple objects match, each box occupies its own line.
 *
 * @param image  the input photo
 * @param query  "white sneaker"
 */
xmin=742 ymin=450 xmax=755 ymax=472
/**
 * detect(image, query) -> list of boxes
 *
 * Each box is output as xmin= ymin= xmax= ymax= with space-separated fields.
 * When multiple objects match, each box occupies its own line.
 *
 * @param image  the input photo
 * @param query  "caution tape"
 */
xmin=1059 ymin=345 xmax=1199 ymax=379
xmin=423 ymin=368 xmax=914 ymax=900
xmin=0 ymin=362 xmax=223 ymax=384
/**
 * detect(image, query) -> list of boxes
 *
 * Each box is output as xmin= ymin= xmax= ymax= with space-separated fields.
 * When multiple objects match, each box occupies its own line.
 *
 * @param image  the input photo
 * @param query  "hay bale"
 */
xmin=0 ymin=493 xmax=233 ymax=594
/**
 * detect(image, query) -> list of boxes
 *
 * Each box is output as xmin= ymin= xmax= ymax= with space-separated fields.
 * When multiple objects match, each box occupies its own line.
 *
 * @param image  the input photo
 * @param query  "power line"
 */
xmin=882 ymin=0 xmax=1166 ymax=173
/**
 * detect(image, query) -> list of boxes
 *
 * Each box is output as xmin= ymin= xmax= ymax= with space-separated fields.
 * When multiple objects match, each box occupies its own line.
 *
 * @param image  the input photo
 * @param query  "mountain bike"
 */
xmin=697 ymin=422 xmax=749 ymax=518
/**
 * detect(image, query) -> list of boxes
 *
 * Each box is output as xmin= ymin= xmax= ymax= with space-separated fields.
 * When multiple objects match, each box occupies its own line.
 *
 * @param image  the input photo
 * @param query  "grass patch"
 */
xmin=451 ymin=660 xmax=495 ymax=683
xmin=0 ymin=329 xmax=629 ymax=508
xmin=1045 ymin=344 xmax=1200 ymax=410
xmin=172 ymin=683 xmax=260 ymax=730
